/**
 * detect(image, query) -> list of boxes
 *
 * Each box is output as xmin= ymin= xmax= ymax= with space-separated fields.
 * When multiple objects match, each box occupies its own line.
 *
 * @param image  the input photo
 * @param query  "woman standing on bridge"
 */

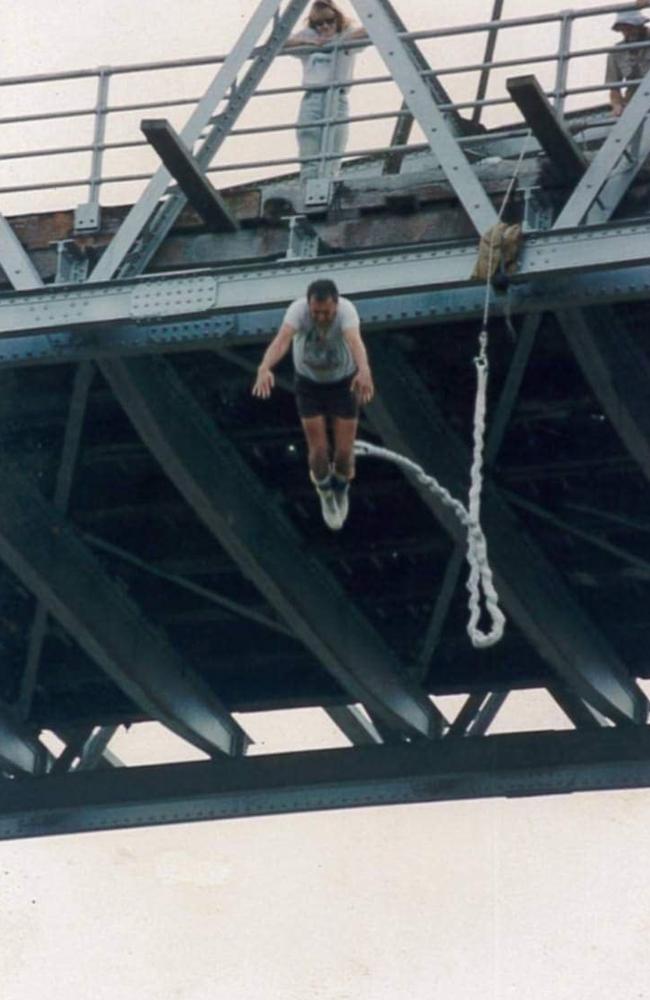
xmin=284 ymin=1 xmax=367 ymax=181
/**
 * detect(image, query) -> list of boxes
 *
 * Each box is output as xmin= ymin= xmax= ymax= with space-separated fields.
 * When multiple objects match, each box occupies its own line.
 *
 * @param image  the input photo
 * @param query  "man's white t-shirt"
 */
xmin=284 ymin=296 xmax=359 ymax=383
xmin=289 ymin=27 xmax=358 ymax=90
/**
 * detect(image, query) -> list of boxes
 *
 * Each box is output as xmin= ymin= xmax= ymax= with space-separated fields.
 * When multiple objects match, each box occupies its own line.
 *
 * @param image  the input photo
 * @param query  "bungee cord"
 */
xmin=355 ymin=132 xmax=533 ymax=650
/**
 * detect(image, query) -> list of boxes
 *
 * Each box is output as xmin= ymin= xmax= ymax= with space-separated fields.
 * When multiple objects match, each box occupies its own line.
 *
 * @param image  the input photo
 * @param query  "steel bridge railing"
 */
xmin=0 ymin=2 xmax=642 ymax=213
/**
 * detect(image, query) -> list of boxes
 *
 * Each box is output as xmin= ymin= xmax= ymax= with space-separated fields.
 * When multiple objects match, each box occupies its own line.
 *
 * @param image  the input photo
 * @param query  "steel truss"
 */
xmin=4 ymin=727 xmax=650 ymax=841
xmin=1 ymin=0 xmax=650 ymax=829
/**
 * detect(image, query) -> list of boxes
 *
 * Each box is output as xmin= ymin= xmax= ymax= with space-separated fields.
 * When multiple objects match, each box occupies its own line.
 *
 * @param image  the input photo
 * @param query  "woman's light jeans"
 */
xmin=297 ymin=88 xmax=350 ymax=180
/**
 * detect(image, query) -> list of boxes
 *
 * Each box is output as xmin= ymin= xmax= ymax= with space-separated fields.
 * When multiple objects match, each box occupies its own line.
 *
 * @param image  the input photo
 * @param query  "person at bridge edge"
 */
xmin=283 ymin=1 xmax=367 ymax=182
xmin=252 ymin=279 xmax=374 ymax=531
xmin=605 ymin=8 xmax=650 ymax=116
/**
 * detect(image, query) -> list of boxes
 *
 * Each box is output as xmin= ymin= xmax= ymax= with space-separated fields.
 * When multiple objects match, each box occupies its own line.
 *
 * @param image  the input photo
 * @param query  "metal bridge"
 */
xmin=2 ymin=0 xmax=650 ymax=841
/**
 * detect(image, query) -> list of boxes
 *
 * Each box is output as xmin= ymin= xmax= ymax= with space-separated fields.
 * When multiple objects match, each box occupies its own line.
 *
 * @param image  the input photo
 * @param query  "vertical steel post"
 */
xmin=88 ymin=69 xmax=111 ymax=204
xmin=472 ymin=0 xmax=505 ymax=125
xmin=317 ymin=42 xmax=340 ymax=179
xmin=553 ymin=11 xmax=573 ymax=116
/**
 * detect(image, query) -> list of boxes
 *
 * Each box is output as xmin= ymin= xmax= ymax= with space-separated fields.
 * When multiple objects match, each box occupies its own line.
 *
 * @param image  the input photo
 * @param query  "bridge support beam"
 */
xmin=4 ymin=726 xmax=650 ymax=840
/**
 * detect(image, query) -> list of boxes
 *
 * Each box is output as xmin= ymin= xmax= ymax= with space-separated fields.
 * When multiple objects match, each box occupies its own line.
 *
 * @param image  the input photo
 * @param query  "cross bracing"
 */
xmin=2 ymin=1 xmax=650 ymax=838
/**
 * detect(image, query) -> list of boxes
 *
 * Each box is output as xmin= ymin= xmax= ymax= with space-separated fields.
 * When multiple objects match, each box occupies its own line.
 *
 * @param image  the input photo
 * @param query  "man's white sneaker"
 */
xmin=317 ymin=486 xmax=343 ymax=530
xmin=310 ymin=471 xmax=343 ymax=530
xmin=331 ymin=477 xmax=350 ymax=526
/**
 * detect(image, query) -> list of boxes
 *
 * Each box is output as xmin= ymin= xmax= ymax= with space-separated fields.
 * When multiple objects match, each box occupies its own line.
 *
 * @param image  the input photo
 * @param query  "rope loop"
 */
xmin=354 ymin=440 xmax=505 ymax=648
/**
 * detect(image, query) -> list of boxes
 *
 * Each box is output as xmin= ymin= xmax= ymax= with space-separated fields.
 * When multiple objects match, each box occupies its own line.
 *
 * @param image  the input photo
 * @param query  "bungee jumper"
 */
xmin=252 ymin=277 xmax=374 ymax=531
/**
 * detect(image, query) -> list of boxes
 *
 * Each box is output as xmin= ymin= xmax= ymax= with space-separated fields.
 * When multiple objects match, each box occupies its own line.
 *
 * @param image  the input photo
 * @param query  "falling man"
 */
xmin=252 ymin=279 xmax=374 ymax=530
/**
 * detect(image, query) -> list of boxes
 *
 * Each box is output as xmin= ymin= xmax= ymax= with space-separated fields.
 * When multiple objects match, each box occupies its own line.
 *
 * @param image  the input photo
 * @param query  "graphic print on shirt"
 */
xmin=302 ymin=327 xmax=341 ymax=373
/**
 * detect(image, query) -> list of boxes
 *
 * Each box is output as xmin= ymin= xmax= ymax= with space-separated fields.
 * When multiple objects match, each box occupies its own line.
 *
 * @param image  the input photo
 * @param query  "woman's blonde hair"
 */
xmin=307 ymin=0 xmax=351 ymax=32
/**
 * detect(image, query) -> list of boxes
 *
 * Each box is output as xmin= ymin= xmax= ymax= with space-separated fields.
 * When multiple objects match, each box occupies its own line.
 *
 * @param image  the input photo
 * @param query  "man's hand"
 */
xmin=351 ymin=368 xmax=374 ymax=405
xmin=252 ymin=367 xmax=275 ymax=399
xmin=612 ymin=102 xmax=625 ymax=118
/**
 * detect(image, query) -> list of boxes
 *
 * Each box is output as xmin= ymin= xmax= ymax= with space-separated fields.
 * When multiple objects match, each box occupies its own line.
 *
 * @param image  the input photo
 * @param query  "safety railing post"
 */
xmin=88 ymin=68 xmax=111 ymax=204
xmin=553 ymin=11 xmax=573 ymax=116
xmin=72 ymin=68 xmax=112 ymax=233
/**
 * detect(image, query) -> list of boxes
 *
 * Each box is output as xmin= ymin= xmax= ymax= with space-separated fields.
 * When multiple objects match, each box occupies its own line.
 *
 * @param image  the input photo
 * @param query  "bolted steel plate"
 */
xmin=130 ymin=276 xmax=218 ymax=318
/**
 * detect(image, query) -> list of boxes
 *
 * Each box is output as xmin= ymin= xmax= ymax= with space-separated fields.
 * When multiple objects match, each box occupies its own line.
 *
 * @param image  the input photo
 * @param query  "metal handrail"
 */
xmin=0 ymin=2 xmax=641 ymax=210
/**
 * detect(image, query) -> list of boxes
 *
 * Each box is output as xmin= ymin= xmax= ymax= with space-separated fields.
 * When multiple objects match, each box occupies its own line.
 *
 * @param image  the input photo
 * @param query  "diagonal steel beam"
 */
xmin=553 ymin=72 xmax=650 ymax=228
xmin=446 ymin=691 xmax=507 ymax=737
xmin=74 ymin=726 xmax=120 ymax=771
xmin=366 ymin=338 xmax=647 ymax=725
xmin=379 ymin=0 xmax=465 ymax=175
xmin=89 ymin=0 xmax=308 ymax=282
xmin=50 ymin=726 xmax=95 ymax=774
xmin=0 ymin=700 xmax=48 ymax=775
xmin=98 ymin=354 xmax=440 ymax=740
xmin=83 ymin=531 xmax=295 ymax=639
xmin=140 ymin=119 xmax=239 ymax=233
xmin=549 ymin=685 xmax=609 ymax=730
xmin=557 ymin=306 xmax=650 ymax=485
xmin=472 ymin=0 xmax=505 ymax=126
xmin=350 ymin=0 xmax=497 ymax=232
xmin=5 ymin=726 xmax=650 ymax=840
xmin=324 ymin=705 xmax=384 ymax=745
xmin=55 ymin=726 xmax=125 ymax=770
xmin=506 ymin=74 xmax=587 ymax=183
xmin=0 ymin=214 xmax=42 ymax=289
xmin=503 ymin=488 xmax=650 ymax=587
xmin=58 ymin=725 xmax=119 ymax=772
xmin=0 ymin=461 xmax=248 ymax=757
xmin=18 ymin=361 xmax=95 ymax=721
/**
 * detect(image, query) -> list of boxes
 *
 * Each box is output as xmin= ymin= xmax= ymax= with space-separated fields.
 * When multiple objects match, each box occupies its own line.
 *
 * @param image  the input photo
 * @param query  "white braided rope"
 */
xmin=354 ymin=439 xmax=505 ymax=648
xmin=354 ymin=133 xmax=534 ymax=650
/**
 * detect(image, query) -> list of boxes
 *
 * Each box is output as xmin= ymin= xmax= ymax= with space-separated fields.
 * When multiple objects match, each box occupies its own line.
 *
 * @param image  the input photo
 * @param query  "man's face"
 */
xmin=309 ymin=295 xmax=338 ymax=328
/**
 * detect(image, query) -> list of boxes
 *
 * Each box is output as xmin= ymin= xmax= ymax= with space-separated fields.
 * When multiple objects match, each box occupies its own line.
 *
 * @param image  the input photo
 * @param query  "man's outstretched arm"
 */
xmin=343 ymin=326 xmax=374 ymax=404
xmin=252 ymin=323 xmax=296 ymax=398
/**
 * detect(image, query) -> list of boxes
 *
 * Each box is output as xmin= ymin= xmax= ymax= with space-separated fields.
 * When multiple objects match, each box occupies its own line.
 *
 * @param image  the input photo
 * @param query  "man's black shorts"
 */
xmin=295 ymin=373 xmax=359 ymax=420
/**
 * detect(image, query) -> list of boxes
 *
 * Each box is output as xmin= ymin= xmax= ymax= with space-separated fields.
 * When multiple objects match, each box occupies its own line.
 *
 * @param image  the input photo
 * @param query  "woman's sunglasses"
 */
xmin=311 ymin=15 xmax=337 ymax=30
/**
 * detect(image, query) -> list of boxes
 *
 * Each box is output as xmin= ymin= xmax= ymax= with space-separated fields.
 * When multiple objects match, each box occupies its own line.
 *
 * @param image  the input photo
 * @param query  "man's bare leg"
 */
xmin=332 ymin=417 xmax=358 ymax=480
xmin=301 ymin=415 xmax=342 ymax=530
xmin=330 ymin=417 xmax=358 ymax=524
xmin=301 ymin=415 xmax=330 ymax=480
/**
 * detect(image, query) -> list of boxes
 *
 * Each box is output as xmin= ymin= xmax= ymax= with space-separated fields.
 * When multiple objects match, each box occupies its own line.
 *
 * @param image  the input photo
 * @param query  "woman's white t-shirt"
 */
xmin=290 ymin=27 xmax=358 ymax=89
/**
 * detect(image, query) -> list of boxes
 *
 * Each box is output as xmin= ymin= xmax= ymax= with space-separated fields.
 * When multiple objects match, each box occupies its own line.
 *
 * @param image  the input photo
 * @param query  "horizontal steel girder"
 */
xmin=98 ymin=355 xmax=439 ymax=740
xmin=4 ymin=726 xmax=650 ymax=840
xmin=367 ymin=340 xmax=647 ymax=725
xmin=0 ymin=463 xmax=248 ymax=757
xmin=1 ymin=261 xmax=650 ymax=370
xmin=1 ymin=221 xmax=650 ymax=345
